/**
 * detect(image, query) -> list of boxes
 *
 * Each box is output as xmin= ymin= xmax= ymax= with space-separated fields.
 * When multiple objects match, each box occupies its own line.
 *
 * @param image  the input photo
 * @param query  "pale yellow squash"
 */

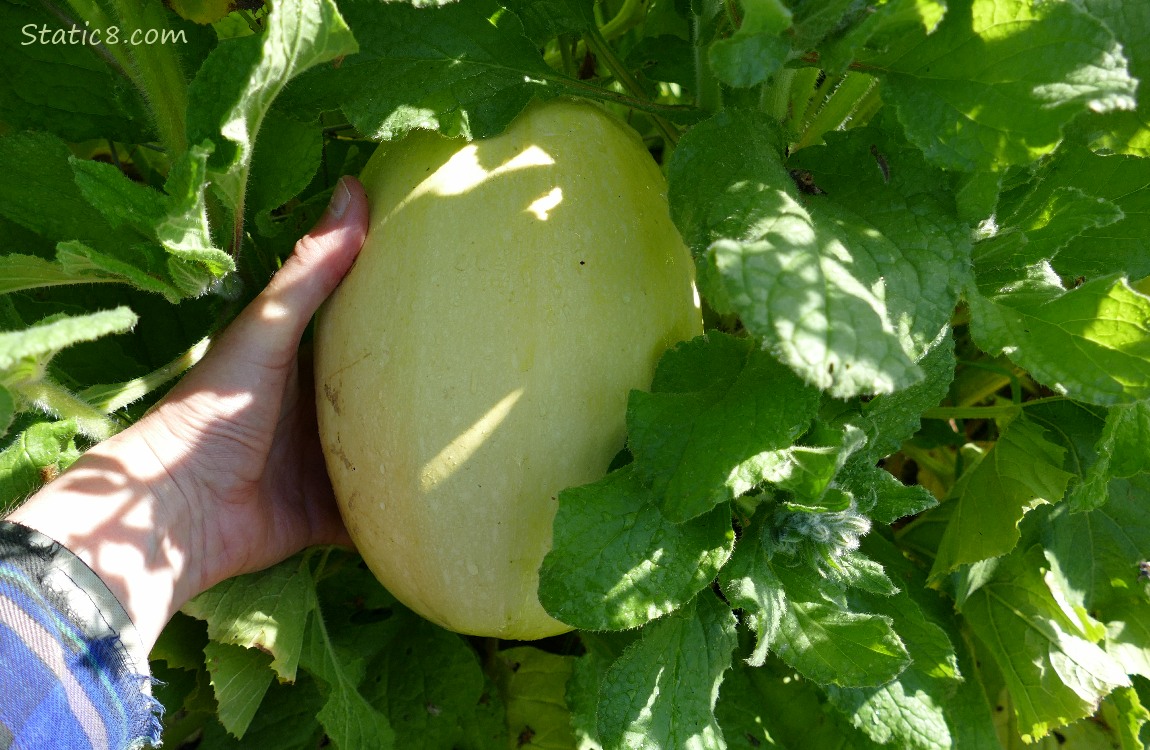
xmin=314 ymin=99 xmax=701 ymax=639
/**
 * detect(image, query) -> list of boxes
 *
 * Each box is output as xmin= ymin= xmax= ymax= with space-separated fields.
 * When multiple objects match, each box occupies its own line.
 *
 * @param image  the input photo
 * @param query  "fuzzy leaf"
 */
xmin=185 ymin=0 xmax=357 ymax=209
xmin=770 ymin=558 xmax=910 ymax=687
xmin=539 ymin=467 xmax=734 ymax=631
xmin=627 ymin=332 xmax=818 ymax=522
xmin=669 ymin=113 xmax=968 ymax=397
xmin=0 ymin=308 xmax=138 ymax=371
xmin=596 ymin=591 xmax=737 ymax=750
xmin=0 ymin=420 xmax=79 ymax=513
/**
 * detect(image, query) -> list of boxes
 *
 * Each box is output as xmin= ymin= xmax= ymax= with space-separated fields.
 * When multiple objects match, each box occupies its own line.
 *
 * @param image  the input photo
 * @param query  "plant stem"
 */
xmin=693 ymin=0 xmax=723 ymax=113
xmin=898 ymin=443 xmax=953 ymax=481
xmin=599 ymin=0 xmax=646 ymax=40
xmin=921 ymin=404 xmax=1022 ymax=421
xmin=65 ymin=0 xmax=189 ymax=155
xmin=21 ymin=378 xmax=118 ymax=441
xmin=922 ymin=396 xmax=1066 ymax=421
xmin=762 ymin=67 xmax=796 ymax=123
xmin=543 ymin=0 xmax=646 ymax=70
xmin=581 ymin=28 xmax=680 ymax=145
xmin=80 ymin=337 xmax=211 ymax=413
xmin=127 ymin=2 xmax=189 ymax=154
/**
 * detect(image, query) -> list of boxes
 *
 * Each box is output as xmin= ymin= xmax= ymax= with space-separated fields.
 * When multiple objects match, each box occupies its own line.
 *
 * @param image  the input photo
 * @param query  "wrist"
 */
xmin=6 ymin=427 xmax=201 ymax=652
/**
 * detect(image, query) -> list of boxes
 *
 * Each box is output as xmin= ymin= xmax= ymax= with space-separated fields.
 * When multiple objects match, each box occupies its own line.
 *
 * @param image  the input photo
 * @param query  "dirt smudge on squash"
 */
xmin=324 ymin=382 xmax=343 ymax=415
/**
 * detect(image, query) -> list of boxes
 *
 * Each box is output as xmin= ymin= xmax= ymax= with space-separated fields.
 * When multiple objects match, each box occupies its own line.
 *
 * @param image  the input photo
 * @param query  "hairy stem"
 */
xmin=80 ymin=337 xmax=211 ymax=413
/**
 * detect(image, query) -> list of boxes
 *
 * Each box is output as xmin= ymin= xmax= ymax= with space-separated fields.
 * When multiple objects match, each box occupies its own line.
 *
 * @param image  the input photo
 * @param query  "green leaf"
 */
xmin=0 ymin=1 xmax=152 ymax=143
xmin=973 ymin=186 xmax=1124 ymax=294
xmin=1090 ymin=403 xmax=1150 ymax=480
xmin=159 ymin=144 xmax=235 ymax=293
xmin=1069 ymin=402 xmax=1150 ymax=511
xmin=815 ymin=0 xmax=948 ymax=75
xmin=1019 ymin=398 xmax=1109 ymax=512
xmin=0 ymin=420 xmax=79 ymax=513
xmin=719 ymin=527 xmax=786 ymax=667
xmin=842 ymin=461 xmax=938 ymax=526
xmin=499 ymin=0 xmax=595 ymax=42
xmin=956 ymin=545 xmax=1132 ymax=742
xmin=302 ymin=607 xmax=396 ymax=750
xmin=770 ymin=557 xmax=910 ymax=687
xmin=279 ymin=0 xmax=555 ymax=141
xmin=203 ymin=641 xmax=276 ymax=739
xmin=596 ymin=591 xmax=737 ymax=750
xmin=247 ymin=110 xmax=323 ymax=234
xmin=865 ymin=0 xmax=1137 ymax=171
xmin=566 ymin=648 xmax=614 ymax=750
xmin=708 ymin=0 xmax=793 ymax=88
xmin=929 ymin=416 xmax=1074 ymax=580
xmin=0 ymin=241 xmax=184 ymax=303
xmin=0 ymin=132 xmax=141 ymax=261
xmin=55 ymin=242 xmax=185 ymax=302
xmin=787 ymin=0 xmax=861 ymax=53
xmin=848 ymin=331 xmax=957 ymax=463
xmin=496 ymin=647 xmax=579 ymax=750
xmin=0 ymin=253 xmax=123 ymax=296
xmin=316 ymin=676 xmax=396 ymax=750
xmin=1076 ymin=0 xmax=1150 ymax=157
xmin=627 ymin=332 xmax=818 ymax=522
xmin=0 ymin=308 xmax=138 ymax=371
xmin=968 ymin=275 xmax=1150 ymax=406
xmin=751 ymin=423 xmax=867 ymax=510
xmin=1107 ymin=686 xmax=1150 ymax=750
xmin=1012 ymin=145 xmax=1150 ymax=285
xmin=194 ymin=675 xmax=325 ymax=749
xmin=824 ymin=534 xmax=963 ymax=750
xmin=715 ymin=657 xmax=884 ymax=749
xmin=361 ymin=612 xmax=486 ymax=749
xmin=182 ymin=556 xmax=316 ymax=682
xmin=539 ymin=467 xmax=734 ymax=631
xmin=1044 ymin=478 xmax=1150 ymax=680
xmin=70 ymin=157 xmax=167 ymax=235
xmin=669 ymin=113 xmax=968 ymax=397
xmin=185 ymin=0 xmax=357 ymax=209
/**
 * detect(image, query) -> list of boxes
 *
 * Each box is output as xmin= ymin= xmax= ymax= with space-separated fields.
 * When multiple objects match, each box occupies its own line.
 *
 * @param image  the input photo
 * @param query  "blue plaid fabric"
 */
xmin=0 ymin=522 xmax=162 ymax=749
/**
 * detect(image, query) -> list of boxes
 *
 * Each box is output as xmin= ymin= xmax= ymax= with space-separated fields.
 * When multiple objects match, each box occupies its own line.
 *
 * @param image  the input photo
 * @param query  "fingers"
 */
xmin=224 ymin=176 xmax=371 ymax=368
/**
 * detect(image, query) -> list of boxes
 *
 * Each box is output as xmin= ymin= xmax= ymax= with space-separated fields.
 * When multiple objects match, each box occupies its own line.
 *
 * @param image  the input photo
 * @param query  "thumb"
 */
xmin=223 ymin=176 xmax=371 ymax=367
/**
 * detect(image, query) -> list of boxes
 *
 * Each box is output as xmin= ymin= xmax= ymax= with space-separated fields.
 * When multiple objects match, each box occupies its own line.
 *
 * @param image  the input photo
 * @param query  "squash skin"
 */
xmin=314 ymin=100 xmax=701 ymax=639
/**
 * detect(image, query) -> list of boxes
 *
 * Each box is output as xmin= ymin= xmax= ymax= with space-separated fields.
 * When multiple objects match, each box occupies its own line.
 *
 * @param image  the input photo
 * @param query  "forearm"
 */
xmin=6 ymin=424 xmax=201 ymax=652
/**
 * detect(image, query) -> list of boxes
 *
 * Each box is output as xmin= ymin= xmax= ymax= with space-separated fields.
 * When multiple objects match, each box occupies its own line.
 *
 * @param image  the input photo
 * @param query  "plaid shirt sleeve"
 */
xmin=0 ymin=521 xmax=163 ymax=750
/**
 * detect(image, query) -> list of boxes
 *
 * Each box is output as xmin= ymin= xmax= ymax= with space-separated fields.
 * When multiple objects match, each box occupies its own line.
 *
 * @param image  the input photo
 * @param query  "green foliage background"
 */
xmin=2 ymin=0 xmax=1150 ymax=747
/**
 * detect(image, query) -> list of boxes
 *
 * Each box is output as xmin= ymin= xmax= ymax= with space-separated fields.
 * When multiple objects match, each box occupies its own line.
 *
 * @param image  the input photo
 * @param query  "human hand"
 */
xmin=8 ymin=176 xmax=371 ymax=650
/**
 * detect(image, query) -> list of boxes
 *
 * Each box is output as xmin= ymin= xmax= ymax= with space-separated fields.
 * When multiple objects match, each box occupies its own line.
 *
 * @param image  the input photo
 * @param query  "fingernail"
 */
xmin=329 ymin=177 xmax=352 ymax=219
